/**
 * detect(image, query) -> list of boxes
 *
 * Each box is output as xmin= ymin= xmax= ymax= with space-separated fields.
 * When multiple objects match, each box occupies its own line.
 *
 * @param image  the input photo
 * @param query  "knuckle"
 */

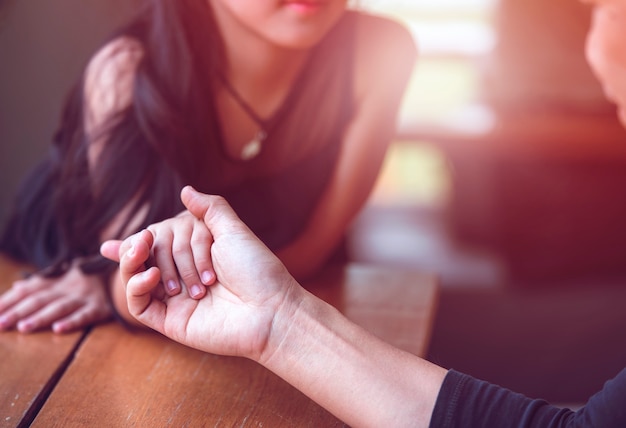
xmin=195 ymin=256 xmax=213 ymax=269
xmin=2 ymin=288 xmax=26 ymax=303
xmin=212 ymin=195 xmax=226 ymax=204
xmin=60 ymin=299 xmax=80 ymax=313
xmin=178 ymin=268 xmax=199 ymax=284
xmin=68 ymin=310 xmax=88 ymax=326
xmin=171 ymin=243 xmax=189 ymax=258
xmin=189 ymin=233 xmax=207 ymax=246
xmin=30 ymin=293 xmax=52 ymax=308
xmin=152 ymin=240 xmax=170 ymax=256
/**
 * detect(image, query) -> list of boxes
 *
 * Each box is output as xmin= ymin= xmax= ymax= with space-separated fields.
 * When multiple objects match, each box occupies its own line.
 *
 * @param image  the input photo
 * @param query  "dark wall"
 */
xmin=0 ymin=0 xmax=137 ymax=228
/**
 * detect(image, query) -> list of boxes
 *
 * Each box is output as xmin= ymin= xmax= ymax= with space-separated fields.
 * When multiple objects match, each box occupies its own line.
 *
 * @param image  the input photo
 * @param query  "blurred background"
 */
xmin=352 ymin=0 xmax=626 ymax=406
xmin=2 ymin=0 xmax=626 ymax=405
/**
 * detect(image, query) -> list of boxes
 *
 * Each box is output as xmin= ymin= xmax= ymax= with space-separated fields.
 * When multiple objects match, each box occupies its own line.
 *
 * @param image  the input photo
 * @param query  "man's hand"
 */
xmin=101 ymin=186 xmax=303 ymax=361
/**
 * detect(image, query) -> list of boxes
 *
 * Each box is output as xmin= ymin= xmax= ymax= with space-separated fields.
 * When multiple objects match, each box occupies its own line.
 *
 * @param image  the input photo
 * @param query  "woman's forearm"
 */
xmin=260 ymin=289 xmax=447 ymax=428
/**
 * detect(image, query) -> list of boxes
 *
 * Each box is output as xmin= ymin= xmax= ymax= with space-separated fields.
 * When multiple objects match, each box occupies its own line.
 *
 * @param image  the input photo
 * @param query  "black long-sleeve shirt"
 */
xmin=430 ymin=368 xmax=626 ymax=427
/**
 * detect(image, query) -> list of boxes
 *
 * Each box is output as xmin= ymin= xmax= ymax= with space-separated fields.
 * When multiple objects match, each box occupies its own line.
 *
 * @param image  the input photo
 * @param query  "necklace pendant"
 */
xmin=241 ymin=130 xmax=266 ymax=161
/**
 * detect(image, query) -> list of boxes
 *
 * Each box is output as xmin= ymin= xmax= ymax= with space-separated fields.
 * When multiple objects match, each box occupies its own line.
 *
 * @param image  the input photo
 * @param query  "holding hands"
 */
xmin=145 ymin=210 xmax=216 ymax=300
xmin=101 ymin=186 xmax=446 ymax=428
xmin=100 ymin=186 xmax=303 ymax=362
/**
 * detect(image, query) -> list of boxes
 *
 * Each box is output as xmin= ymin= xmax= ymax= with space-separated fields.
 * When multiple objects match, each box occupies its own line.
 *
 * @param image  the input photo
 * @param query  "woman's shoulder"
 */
xmin=349 ymin=10 xmax=417 ymax=57
xmin=348 ymin=10 xmax=417 ymax=100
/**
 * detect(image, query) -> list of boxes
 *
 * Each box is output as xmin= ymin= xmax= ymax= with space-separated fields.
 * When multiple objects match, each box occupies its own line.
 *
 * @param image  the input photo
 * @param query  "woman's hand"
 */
xmin=102 ymin=187 xmax=303 ymax=361
xmin=0 ymin=265 xmax=112 ymax=333
xmin=141 ymin=210 xmax=217 ymax=300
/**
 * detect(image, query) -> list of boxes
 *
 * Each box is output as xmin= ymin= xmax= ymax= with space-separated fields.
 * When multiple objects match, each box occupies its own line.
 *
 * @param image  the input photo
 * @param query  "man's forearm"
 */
xmin=260 ymin=289 xmax=447 ymax=428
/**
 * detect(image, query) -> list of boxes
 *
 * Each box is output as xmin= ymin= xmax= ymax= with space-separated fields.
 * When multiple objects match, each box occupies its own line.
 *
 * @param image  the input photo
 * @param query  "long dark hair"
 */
xmin=0 ymin=0 xmax=224 ymax=277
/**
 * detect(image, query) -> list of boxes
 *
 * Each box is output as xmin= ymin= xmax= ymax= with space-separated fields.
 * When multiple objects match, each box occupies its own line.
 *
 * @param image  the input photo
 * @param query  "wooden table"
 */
xmin=0 ymin=257 xmax=86 ymax=428
xmin=0 ymin=256 xmax=438 ymax=427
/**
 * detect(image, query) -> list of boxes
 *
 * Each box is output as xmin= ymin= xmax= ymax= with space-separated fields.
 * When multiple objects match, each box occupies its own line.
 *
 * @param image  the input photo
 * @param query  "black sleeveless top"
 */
xmin=0 ymin=11 xmax=358 ymax=272
xmin=199 ymin=12 xmax=357 ymax=250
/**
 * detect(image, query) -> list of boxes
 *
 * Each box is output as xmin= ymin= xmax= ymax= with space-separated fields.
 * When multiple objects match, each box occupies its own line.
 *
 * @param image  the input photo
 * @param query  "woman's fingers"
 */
xmin=100 ymin=239 xmax=123 ymax=262
xmin=52 ymin=303 xmax=112 ymax=334
xmin=1 ymin=266 xmax=114 ymax=334
xmin=18 ymin=298 xmax=83 ymax=333
xmin=172 ymin=227 xmax=206 ymax=299
xmin=148 ymin=216 xmax=213 ymax=299
xmin=119 ymin=230 xmax=154 ymax=286
xmin=125 ymin=266 xmax=164 ymax=328
xmin=0 ymin=275 xmax=50 ymax=313
xmin=119 ymin=234 xmax=163 ymax=320
xmin=150 ymin=226 xmax=182 ymax=296
xmin=0 ymin=288 xmax=58 ymax=331
xmin=191 ymin=220 xmax=215 ymax=287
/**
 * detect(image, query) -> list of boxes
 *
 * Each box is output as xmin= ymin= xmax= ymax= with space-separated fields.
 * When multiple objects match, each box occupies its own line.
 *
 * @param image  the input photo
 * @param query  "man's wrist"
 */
xmin=257 ymin=279 xmax=316 ymax=368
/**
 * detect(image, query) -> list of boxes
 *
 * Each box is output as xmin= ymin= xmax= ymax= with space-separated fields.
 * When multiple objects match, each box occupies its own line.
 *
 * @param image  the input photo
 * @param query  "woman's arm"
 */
xmin=0 ymin=37 xmax=156 ymax=333
xmin=276 ymin=14 xmax=417 ymax=279
xmin=0 ymin=38 xmax=144 ymax=333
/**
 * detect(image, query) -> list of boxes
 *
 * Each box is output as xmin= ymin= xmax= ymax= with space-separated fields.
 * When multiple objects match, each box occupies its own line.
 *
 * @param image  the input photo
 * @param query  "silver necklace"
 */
xmin=219 ymin=74 xmax=269 ymax=161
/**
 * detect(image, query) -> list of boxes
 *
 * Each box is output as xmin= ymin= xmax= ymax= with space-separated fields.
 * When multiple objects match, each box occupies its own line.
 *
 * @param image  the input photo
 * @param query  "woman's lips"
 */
xmin=284 ymin=1 xmax=325 ymax=15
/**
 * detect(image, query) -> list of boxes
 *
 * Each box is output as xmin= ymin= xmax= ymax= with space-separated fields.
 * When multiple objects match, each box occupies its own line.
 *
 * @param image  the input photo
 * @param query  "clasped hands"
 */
xmin=100 ymin=186 xmax=303 ymax=364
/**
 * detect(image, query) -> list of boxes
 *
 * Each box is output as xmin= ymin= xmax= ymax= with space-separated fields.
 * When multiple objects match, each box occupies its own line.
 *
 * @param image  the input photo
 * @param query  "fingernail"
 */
xmin=201 ymin=271 xmax=213 ymax=284
xmin=190 ymin=284 xmax=204 ymax=298
xmin=0 ymin=316 xmax=10 ymax=328
xmin=17 ymin=320 xmax=33 ymax=332
xmin=166 ymin=280 xmax=178 ymax=293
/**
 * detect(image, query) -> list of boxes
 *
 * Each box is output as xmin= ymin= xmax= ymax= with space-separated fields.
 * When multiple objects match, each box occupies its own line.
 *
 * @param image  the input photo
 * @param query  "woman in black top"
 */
xmin=0 ymin=0 xmax=416 ymax=332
